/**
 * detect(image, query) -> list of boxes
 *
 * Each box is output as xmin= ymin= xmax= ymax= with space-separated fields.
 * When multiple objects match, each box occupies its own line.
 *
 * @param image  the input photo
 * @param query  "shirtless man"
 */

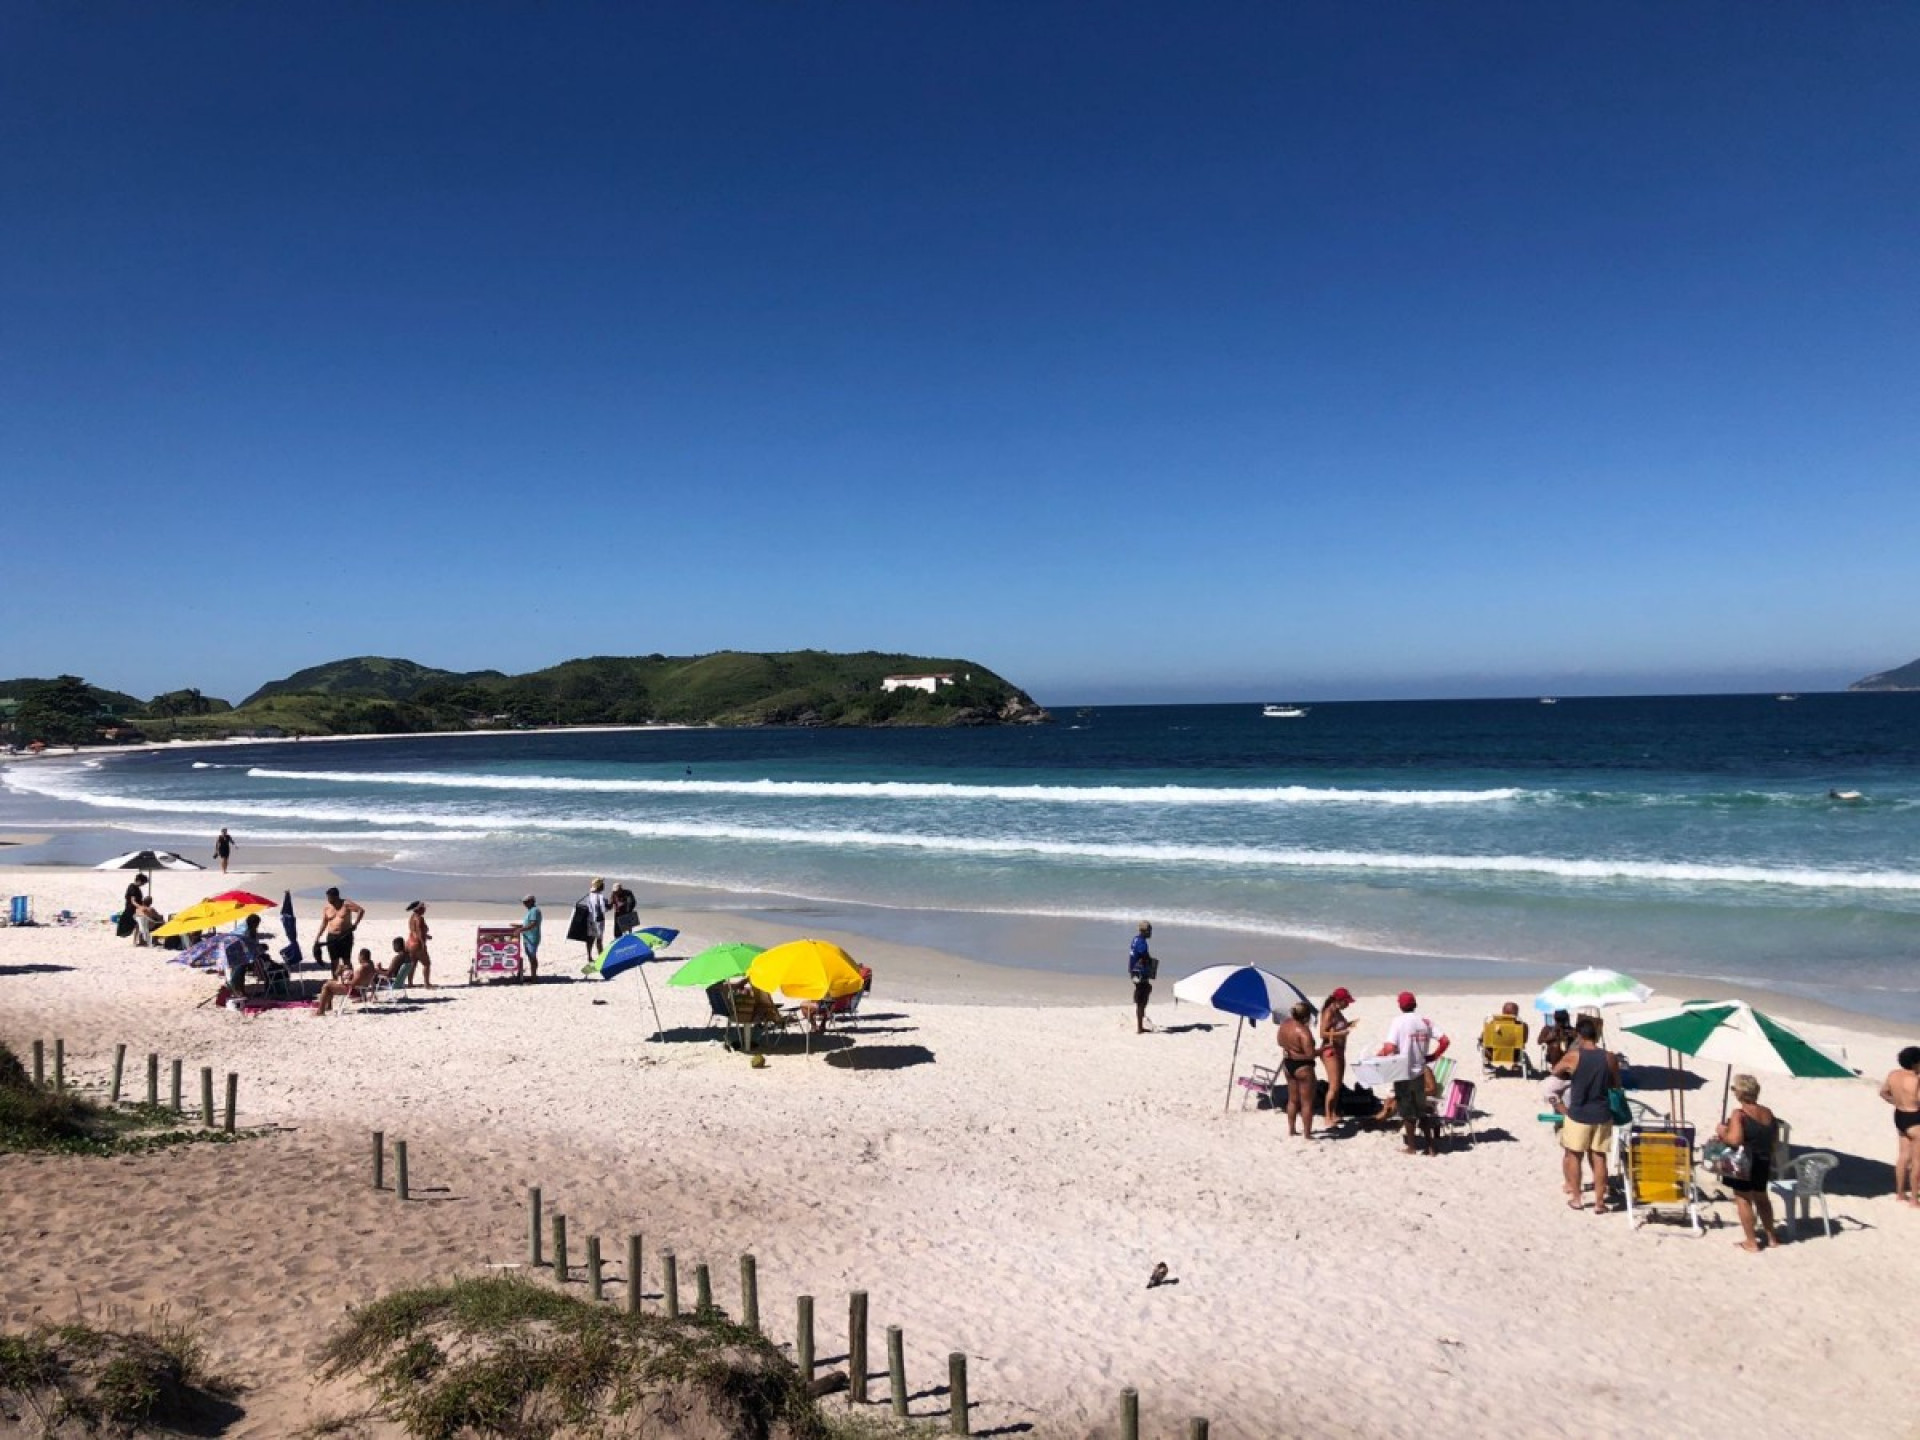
xmin=319 ymin=887 xmax=366 ymax=979
xmin=314 ymin=947 xmax=378 ymax=1017
xmin=1880 ymin=1046 xmax=1920 ymax=1205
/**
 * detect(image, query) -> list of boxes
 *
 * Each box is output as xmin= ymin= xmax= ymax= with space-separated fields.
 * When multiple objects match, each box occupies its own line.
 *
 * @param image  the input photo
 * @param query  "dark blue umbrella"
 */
xmin=279 ymin=890 xmax=301 ymax=966
xmin=594 ymin=934 xmax=663 ymax=1037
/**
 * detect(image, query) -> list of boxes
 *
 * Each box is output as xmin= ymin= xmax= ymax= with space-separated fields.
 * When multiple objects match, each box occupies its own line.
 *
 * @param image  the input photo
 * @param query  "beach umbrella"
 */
xmin=748 ymin=939 xmax=865 ymax=1002
xmin=208 ymin=889 xmax=275 ymax=907
xmin=631 ymin=926 xmax=680 ymax=954
xmin=278 ymin=890 xmax=301 ymax=967
xmin=95 ymin=849 xmax=203 ymax=872
xmin=591 ymin=934 xmax=665 ymax=1038
xmin=668 ymin=942 xmax=764 ymax=989
xmin=1173 ymin=965 xmax=1315 ymax=1112
xmin=174 ymin=933 xmax=249 ymax=971
xmin=1533 ymin=967 xmax=1652 ymax=1014
xmin=1621 ymin=998 xmax=1858 ymax=1120
xmin=150 ymin=899 xmax=270 ymax=939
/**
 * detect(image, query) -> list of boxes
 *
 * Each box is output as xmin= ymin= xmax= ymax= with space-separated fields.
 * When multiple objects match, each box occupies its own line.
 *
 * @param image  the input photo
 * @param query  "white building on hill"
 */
xmin=881 ymin=673 xmax=957 ymax=694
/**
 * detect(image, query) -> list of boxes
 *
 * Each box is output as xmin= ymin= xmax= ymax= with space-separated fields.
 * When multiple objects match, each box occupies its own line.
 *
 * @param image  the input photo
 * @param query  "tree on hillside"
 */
xmin=16 ymin=676 xmax=106 ymax=746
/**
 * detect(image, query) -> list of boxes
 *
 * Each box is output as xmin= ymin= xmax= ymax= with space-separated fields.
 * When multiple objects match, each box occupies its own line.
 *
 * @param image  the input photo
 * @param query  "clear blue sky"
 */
xmin=4 ymin=3 xmax=1915 ymax=705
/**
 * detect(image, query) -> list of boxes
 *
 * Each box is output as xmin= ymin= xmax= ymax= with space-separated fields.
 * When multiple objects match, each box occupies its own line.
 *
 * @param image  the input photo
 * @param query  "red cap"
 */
xmin=1330 ymin=987 xmax=1354 ymax=1004
xmin=1397 ymin=990 xmax=1417 ymax=1009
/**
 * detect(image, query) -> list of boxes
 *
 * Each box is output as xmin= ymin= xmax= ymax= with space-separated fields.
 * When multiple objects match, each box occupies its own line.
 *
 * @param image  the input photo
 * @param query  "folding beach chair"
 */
xmin=1477 ymin=1016 xmax=1536 ymax=1078
xmin=470 ymin=926 xmax=524 ymax=985
xmin=1623 ymin=1123 xmax=1704 ymax=1234
xmin=367 ymin=957 xmax=416 ymax=1008
xmin=1236 ymin=1061 xmax=1284 ymax=1111
xmin=1436 ymin=1076 xmax=1477 ymax=1146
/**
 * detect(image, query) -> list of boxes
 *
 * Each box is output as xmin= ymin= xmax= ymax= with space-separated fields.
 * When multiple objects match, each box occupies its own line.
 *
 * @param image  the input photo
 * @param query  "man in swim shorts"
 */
xmin=319 ymin=886 xmax=366 ymax=979
xmin=1880 ymin=1046 xmax=1920 ymax=1206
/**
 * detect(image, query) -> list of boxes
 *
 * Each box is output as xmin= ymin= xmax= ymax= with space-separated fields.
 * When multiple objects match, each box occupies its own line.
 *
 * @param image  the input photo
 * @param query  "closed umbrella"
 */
xmin=1172 ymin=965 xmax=1313 ymax=1112
xmin=279 ymin=891 xmax=300 ymax=967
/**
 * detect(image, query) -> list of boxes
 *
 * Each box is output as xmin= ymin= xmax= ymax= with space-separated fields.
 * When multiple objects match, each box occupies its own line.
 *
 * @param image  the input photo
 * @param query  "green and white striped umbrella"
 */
xmin=1620 ymin=1000 xmax=1856 ymax=1080
xmin=1532 ymin=967 xmax=1652 ymax=1014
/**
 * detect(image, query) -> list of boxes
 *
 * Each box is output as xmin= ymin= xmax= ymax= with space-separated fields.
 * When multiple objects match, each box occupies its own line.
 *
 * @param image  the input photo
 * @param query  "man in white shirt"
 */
xmin=1382 ymin=990 xmax=1436 ymax=1155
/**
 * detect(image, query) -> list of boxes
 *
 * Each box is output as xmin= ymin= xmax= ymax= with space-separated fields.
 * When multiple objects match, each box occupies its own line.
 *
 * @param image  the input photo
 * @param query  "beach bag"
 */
xmin=114 ymin=908 xmax=135 ymax=938
xmin=1702 ymin=1139 xmax=1752 ymax=1180
xmin=1606 ymin=1087 xmax=1634 ymax=1126
xmin=566 ymin=901 xmax=591 ymax=944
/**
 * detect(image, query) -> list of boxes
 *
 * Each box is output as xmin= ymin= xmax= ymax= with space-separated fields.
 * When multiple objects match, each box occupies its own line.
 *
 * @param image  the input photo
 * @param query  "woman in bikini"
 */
xmin=1276 ymin=1002 xmax=1319 ymax=1139
xmin=1318 ymin=987 xmax=1355 ymax=1126
xmin=405 ymin=901 xmax=433 ymax=988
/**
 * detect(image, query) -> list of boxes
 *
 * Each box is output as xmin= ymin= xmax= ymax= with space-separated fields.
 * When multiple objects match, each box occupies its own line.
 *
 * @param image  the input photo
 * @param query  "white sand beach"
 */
xmin=2 ymin=858 xmax=1917 ymax=1439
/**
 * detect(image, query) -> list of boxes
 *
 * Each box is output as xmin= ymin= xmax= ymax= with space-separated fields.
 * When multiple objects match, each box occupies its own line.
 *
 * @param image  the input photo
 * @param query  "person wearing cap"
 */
xmin=1128 ymin=921 xmax=1158 ymax=1034
xmin=1379 ymin=991 xmax=1438 ymax=1155
xmin=513 ymin=894 xmax=543 ymax=979
xmin=405 ymin=900 xmax=433 ymax=988
xmin=1318 ymin=986 xmax=1357 ymax=1126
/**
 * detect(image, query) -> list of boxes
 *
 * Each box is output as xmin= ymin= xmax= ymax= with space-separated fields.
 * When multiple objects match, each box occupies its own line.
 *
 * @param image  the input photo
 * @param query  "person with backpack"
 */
xmin=1128 ymin=921 xmax=1158 ymax=1034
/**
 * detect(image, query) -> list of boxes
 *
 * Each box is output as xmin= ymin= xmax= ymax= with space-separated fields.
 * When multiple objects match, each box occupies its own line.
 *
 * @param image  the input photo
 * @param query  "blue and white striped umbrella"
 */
xmin=1173 ymin=965 xmax=1313 ymax=1112
xmin=1173 ymin=965 xmax=1312 ymax=1022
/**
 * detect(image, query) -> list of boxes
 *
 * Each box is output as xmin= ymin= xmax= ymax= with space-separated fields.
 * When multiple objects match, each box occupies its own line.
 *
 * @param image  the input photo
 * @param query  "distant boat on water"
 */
xmin=1777 ymin=694 xmax=1799 ymax=701
xmin=1538 ymin=697 xmax=1558 ymax=705
xmin=1262 ymin=704 xmax=1308 ymax=718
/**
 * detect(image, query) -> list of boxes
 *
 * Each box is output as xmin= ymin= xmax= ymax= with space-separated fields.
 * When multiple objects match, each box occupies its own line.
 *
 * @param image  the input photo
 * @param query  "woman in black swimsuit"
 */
xmin=1719 ymin=1073 xmax=1782 ymax=1253
xmin=1277 ymin=1002 xmax=1319 ymax=1140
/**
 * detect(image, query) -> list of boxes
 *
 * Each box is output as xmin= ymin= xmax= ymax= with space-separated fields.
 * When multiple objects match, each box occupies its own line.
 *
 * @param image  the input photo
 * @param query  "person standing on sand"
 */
xmin=1880 ymin=1047 xmax=1920 ymax=1205
xmin=1318 ymin=987 xmax=1355 ymax=1126
xmin=1128 ymin=921 xmax=1157 ymax=1033
xmin=580 ymin=878 xmax=609 ymax=967
xmin=319 ymin=887 xmax=365 ymax=979
xmin=213 ymin=828 xmax=234 ymax=874
xmin=514 ymin=894 xmax=543 ymax=979
xmin=1552 ymin=1016 xmax=1619 ymax=1211
xmin=609 ymin=880 xmax=637 ymax=938
xmin=1277 ymin=1002 xmax=1318 ymax=1138
xmin=1718 ymin=1074 xmax=1783 ymax=1253
xmin=121 ymin=873 xmax=151 ymax=944
xmin=405 ymin=900 xmax=433 ymax=988
xmin=1379 ymin=991 xmax=1437 ymax=1156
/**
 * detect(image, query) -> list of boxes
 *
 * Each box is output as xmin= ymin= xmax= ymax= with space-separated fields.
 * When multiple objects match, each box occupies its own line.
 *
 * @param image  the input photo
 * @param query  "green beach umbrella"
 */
xmin=1621 ymin=998 xmax=1858 ymax=1120
xmin=1532 ymin=967 xmax=1653 ymax=1014
xmin=668 ymin=942 xmax=765 ymax=989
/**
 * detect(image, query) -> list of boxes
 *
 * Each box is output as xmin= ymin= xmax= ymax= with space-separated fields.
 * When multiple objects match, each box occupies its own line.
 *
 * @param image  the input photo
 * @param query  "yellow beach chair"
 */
xmin=1477 ymin=1016 xmax=1536 ymax=1078
xmin=1623 ymin=1124 xmax=1704 ymax=1234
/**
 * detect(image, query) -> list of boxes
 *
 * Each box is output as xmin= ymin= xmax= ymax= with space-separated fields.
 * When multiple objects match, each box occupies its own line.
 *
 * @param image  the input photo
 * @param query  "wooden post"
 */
xmin=587 ymin=1237 xmax=604 ymax=1301
xmin=528 ymin=1187 xmax=543 ymax=1266
xmin=888 ymin=1325 xmax=907 ymax=1418
xmin=849 ymin=1291 xmax=869 ymax=1402
xmin=200 ymin=1066 xmax=214 ymax=1126
xmin=739 ymin=1254 xmax=758 ymax=1332
xmin=796 ymin=1296 xmax=814 ymax=1376
xmin=146 ymin=1053 xmax=159 ymax=1108
xmin=55 ymin=1040 xmax=65 ymax=1092
xmin=31 ymin=1040 xmax=43 ymax=1087
xmin=1189 ymin=1420 xmax=1210 ymax=1440
xmin=111 ymin=1044 xmax=127 ymax=1103
xmin=371 ymin=1131 xmax=385 ymax=1190
xmin=552 ymin=1214 xmax=568 ymax=1282
xmin=626 ymin=1235 xmax=642 ymax=1314
xmin=694 ymin=1262 xmax=712 ymax=1315
xmin=1120 ymin=1387 xmax=1139 ymax=1440
xmin=949 ymin=1353 xmax=968 ymax=1436
xmin=662 ymin=1251 xmax=679 ymax=1317
xmin=224 ymin=1072 xmax=238 ymax=1133
xmin=169 ymin=1058 xmax=180 ymax=1111
xmin=395 ymin=1140 xmax=410 ymax=1200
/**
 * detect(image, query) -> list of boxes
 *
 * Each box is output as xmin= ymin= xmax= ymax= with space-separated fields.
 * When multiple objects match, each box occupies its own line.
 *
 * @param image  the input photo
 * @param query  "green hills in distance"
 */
xmin=1 ymin=652 xmax=1049 ymax=744
xmin=1848 ymin=657 xmax=1920 ymax=692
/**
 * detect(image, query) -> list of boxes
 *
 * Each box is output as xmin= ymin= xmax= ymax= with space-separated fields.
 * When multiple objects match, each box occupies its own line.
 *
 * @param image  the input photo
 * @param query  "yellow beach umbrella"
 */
xmin=151 ymin=899 xmax=269 ymax=939
xmin=747 ymin=939 xmax=865 ymax=1002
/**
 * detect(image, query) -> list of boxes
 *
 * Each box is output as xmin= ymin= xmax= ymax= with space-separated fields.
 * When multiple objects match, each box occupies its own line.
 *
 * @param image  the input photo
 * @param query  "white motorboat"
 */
xmin=1262 ymin=704 xmax=1308 ymax=718
xmin=1538 ymin=697 xmax=1558 ymax=705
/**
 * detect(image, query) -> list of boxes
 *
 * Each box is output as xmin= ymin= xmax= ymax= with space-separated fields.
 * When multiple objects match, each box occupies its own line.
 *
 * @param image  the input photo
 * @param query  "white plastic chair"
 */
xmin=1768 ymin=1151 xmax=1838 ymax=1239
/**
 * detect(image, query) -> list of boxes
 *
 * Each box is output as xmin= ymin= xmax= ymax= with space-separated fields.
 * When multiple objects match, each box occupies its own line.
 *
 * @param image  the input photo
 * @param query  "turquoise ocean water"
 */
xmin=5 ymin=694 xmax=1918 ymax=1019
